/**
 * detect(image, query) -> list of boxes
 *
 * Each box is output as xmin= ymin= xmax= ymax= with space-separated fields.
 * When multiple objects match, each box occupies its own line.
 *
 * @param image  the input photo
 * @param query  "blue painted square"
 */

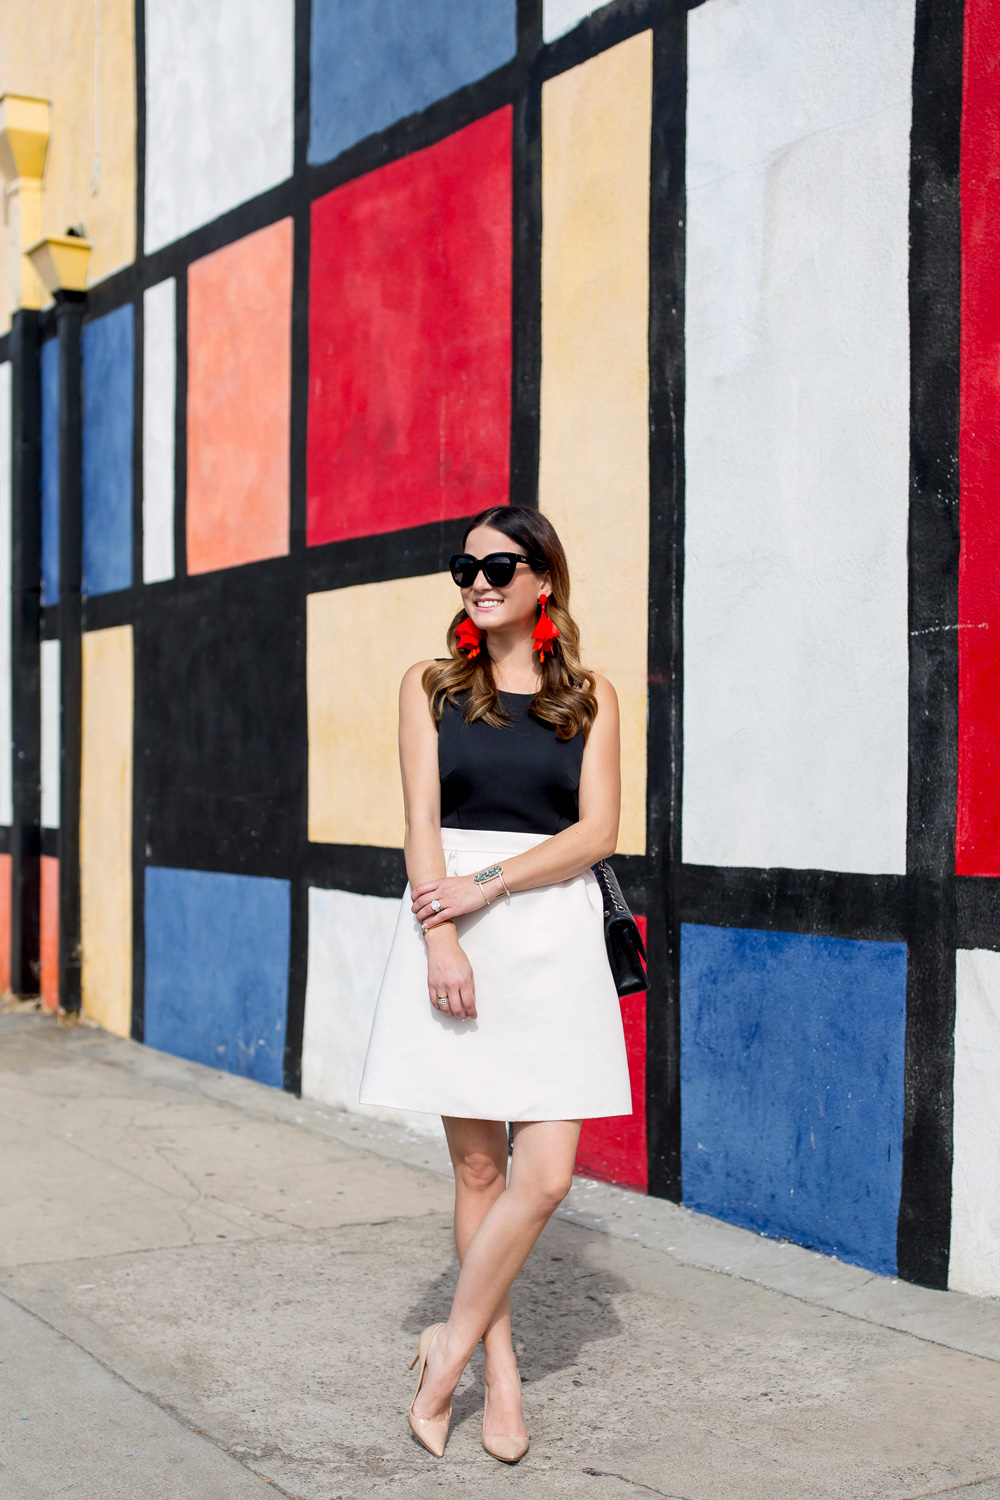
xmin=680 ymin=924 xmax=907 ymax=1275
xmin=82 ymin=304 xmax=133 ymax=596
xmin=144 ymin=866 xmax=291 ymax=1087
xmin=40 ymin=337 xmax=59 ymax=605
xmin=309 ymin=0 xmax=516 ymax=166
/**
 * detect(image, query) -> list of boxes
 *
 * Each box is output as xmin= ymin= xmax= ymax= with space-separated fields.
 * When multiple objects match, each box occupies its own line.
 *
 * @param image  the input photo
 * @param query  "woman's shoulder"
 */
xmin=400 ymin=661 xmax=464 ymax=723
xmin=400 ymin=659 xmax=437 ymax=690
xmin=588 ymin=671 xmax=618 ymax=705
xmin=587 ymin=672 xmax=619 ymax=730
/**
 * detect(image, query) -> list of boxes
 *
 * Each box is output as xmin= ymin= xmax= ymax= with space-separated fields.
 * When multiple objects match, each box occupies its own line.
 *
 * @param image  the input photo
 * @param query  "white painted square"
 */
xmin=0 ymin=363 xmax=11 ymax=826
xmin=144 ymin=0 xmax=294 ymax=252
xmin=142 ymin=279 xmax=176 ymax=584
xmin=543 ymin=0 xmax=601 ymax=41
xmin=301 ymin=886 xmax=442 ymax=1138
xmin=951 ymin=950 xmax=1000 ymax=1297
xmin=682 ymin=0 xmax=913 ymax=874
xmin=40 ymin=639 xmax=60 ymax=831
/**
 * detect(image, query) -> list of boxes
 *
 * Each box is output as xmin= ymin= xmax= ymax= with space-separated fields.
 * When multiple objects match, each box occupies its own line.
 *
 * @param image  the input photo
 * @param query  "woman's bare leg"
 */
xmin=442 ymin=1117 xmax=525 ymax=1439
xmin=412 ymin=1119 xmax=581 ymax=1422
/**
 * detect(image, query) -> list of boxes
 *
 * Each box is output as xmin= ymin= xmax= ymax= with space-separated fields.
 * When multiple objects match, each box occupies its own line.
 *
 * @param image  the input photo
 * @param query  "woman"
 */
xmin=359 ymin=505 xmax=632 ymax=1462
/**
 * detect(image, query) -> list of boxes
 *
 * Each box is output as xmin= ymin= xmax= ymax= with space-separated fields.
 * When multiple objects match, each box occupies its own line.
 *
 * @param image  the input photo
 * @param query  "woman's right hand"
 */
xmin=424 ymin=927 xmax=477 ymax=1020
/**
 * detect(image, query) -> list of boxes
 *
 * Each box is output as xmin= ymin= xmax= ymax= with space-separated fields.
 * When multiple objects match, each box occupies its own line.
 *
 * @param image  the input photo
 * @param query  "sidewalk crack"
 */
xmin=582 ymin=1467 xmax=693 ymax=1498
xmin=903 ymin=1474 xmax=1000 ymax=1499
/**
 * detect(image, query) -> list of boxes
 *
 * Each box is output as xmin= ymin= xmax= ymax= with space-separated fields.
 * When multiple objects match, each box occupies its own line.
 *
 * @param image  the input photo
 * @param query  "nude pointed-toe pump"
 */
xmin=482 ymin=1426 xmax=529 ymax=1464
xmin=408 ymin=1323 xmax=451 ymax=1458
xmin=481 ymin=1381 xmax=529 ymax=1464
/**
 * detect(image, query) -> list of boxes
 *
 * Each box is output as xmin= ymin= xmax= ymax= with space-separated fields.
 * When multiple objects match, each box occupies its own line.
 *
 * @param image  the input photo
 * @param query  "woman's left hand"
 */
xmin=411 ymin=875 xmax=486 ymax=930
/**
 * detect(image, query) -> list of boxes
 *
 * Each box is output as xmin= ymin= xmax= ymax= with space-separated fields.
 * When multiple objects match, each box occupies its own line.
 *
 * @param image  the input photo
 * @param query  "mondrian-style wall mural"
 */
xmin=0 ymin=0 xmax=997 ymax=1296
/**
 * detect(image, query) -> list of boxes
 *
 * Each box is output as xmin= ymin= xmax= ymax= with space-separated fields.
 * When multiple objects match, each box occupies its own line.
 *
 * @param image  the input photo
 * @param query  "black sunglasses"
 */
xmin=449 ymin=552 xmax=540 ymax=588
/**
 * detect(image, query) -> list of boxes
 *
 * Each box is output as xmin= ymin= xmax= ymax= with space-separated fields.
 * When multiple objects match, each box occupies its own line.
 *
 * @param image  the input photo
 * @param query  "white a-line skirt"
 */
xmin=359 ymin=828 xmax=633 ymax=1122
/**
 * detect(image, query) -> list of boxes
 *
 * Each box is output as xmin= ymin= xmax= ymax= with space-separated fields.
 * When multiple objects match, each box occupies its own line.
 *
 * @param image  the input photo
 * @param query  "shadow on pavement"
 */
xmin=404 ymin=1223 xmax=629 ymax=1431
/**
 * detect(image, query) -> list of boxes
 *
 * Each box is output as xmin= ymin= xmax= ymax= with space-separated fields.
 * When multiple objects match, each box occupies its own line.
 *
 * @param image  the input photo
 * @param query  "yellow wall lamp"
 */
xmin=26 ymin=229 xmax=91 ymax=301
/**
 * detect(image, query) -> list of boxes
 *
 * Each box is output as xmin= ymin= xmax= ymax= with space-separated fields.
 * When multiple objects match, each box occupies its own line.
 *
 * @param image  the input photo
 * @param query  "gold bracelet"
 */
xmin=479 ymin=870 xmax=509 ymax=900
xmin=478 ymin=872 xmax=511 ymax=906
xmin=474 ymin=863 xmax=503 ymax=907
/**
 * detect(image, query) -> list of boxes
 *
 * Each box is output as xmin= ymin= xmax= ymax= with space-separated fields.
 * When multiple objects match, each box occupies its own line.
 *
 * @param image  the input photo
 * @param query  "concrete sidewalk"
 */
xmin=2 ymin=1010 xmax=1000 ymax=1500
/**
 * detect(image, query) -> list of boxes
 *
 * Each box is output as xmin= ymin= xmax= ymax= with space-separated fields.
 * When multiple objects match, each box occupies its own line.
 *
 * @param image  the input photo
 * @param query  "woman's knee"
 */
xmin=455 ymin=1149 xmax=506 ymax=1195
xmin=524 ymin=1170 xmax=574 ymax=1217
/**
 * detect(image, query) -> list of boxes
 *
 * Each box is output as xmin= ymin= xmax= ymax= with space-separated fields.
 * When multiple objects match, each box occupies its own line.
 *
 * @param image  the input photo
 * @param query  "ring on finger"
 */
xmin=436 ymin=997 xmax=450 ymax=1010
xmin=430 ymin=899 xmax=442 ymax=913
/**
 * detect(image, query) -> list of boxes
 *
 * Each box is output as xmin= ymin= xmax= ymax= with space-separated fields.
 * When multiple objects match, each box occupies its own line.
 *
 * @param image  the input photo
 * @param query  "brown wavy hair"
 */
xmin=422 ymin=506 xmax=598 ymax=741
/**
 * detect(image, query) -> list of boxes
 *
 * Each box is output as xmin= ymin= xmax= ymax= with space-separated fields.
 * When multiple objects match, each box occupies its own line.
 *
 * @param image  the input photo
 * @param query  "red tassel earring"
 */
xmin=455 ymin=614 xmax=484 ymax=659
xmin=531 ymin=593 xmax=560 ymax=662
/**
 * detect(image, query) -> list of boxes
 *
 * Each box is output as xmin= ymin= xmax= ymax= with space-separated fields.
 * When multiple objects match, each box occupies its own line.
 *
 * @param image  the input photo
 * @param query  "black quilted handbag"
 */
xmin=591 ymin=859 xmax=647 ymax=997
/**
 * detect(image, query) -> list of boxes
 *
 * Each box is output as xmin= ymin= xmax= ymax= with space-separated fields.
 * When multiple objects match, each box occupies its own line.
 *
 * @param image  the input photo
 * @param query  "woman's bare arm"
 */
xmin=399 ymin=661 xmax=448 ymax=888
xmin=399 ymin=662 xmax=477 ymax=1018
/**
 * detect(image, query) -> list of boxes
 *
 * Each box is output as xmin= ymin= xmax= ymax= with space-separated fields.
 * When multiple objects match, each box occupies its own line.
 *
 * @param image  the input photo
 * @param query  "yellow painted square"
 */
xmin=308 ymin=572 xmax=457 ymax=847
xmin=81 ymin=624 xmax=133 ymax=1036
xmin=539 ymin=32 xmax=652 ymax=854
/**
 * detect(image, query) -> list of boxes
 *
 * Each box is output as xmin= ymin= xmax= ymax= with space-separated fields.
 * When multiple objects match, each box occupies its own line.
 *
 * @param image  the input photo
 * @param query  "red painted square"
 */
xmin=576 ymin=916 xmax=648 ymax=1192
xmin=187 ymin=219 xmax=293 ymax=575
xmin=957 ymin=1 xmax=1000 ymax=873
xmin=307 ymin=110 xmax=512 ymax=545
xmin=40 ymin=855 xmax=59 ymax=1012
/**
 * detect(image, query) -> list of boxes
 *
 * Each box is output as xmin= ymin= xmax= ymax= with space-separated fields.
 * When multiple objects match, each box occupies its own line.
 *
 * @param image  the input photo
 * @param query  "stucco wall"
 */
xmin=80 ymin=625 xmax=133 ymax=1038
xmin=544 ymin=1 xmax=603 ymax=42
xmin=956 ymin=0 xmax=1000 ymax=874
xmin=141 ymin=279 xmax=176 ymax=585
xmin=301 ymin=887 xmax=435 ymax=1134
xmin=307 ymin=573 xmax=459 ymax=849
xmin=951 ymin=950 xmax=1000 ymax=1296
xmin=538 ymin=32 xmax=651 ymax=855
xmin=143 ymin=0 xmax=293 ymax=253
xmin=682 ymin=0 xmax=912 ymax=874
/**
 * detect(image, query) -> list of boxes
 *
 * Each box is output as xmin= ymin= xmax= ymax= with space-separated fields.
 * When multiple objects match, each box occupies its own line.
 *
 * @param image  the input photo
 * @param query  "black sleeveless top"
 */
xmin=438 ymin=692 xmax=583 ymax=835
